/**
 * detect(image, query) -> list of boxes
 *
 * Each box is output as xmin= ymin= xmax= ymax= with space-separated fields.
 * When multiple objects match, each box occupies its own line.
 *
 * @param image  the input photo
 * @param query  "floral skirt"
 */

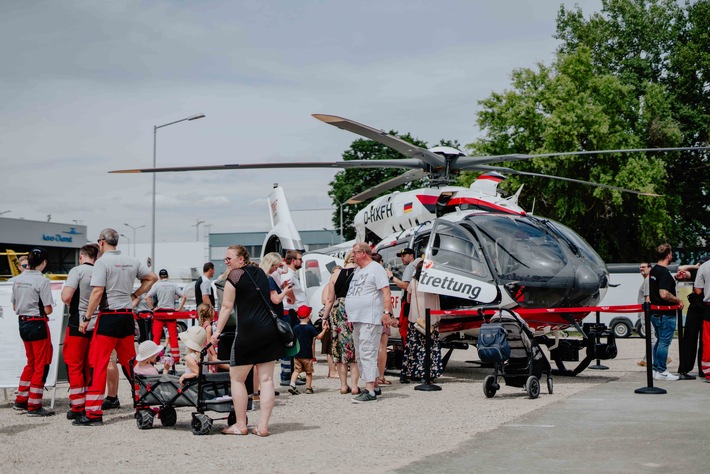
xmin=329 ymin=298 xmax=356 ymax=363
xmin=401 ymin=321 xmax=443 ymax=380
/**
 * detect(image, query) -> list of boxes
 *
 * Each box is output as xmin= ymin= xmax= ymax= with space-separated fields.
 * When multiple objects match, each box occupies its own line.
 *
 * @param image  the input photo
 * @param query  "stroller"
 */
xmin=477 ymin=308 xmax=553 ymax=399
xmin=132 ymin=343 xmax=234 ymax=435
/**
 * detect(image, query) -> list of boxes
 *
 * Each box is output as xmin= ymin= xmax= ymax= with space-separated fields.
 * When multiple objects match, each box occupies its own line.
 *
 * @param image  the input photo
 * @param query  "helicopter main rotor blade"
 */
xmin=460 ymin=146 xmax=710 ymax=167
xmin=346 ymin=169 xmax=429 ymax=204
xmin=312 ymin=114 xmax=445 ymax=169
xmin=478 ymin=165 xmax=662 ymax=196
xmin=110 ymin=159 xmax=426 ymax=174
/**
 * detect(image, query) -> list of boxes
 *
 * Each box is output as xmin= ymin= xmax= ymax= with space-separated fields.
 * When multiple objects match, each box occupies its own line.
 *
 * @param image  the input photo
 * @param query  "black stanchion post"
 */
xmin=636 ymin=302 xmax=666 ymax=394
xmin=589 ymin=310 xmax=609 ymax=370
xmin=676 ymin=306 xmax=685 ymax=371
xmin=415 ymin=308 xmax=441 ymax=392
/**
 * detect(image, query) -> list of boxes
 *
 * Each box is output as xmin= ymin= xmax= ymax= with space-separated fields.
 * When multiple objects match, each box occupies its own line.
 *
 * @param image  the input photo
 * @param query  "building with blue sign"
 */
xmin=0 ymin=217 xmax=87 ymax=278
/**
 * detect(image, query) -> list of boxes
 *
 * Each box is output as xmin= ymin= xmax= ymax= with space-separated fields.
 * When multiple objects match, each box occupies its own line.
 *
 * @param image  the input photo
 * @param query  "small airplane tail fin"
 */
xmin=261 ymin=185 xmax=304 ymax=258
xmin=6 ymin=249 xmax=21 ymax=277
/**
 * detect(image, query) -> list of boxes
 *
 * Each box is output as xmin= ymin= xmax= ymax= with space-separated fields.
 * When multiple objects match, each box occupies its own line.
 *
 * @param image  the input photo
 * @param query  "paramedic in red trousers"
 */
xmin=11 ymin=248 xmax=55 ymax=417
xmin=60 ymin=243 xmax=100 ymax=420
xmin=74 ymin=228 xmax=157 ymax=426
xmin=148 ymin=269 xmax=185 ymax=363
xmin=693 ymin=257 xmax=710 ymax=380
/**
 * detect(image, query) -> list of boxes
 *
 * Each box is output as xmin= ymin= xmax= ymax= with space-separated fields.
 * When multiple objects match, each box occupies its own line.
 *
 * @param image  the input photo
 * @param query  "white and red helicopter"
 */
xmin=112 ymin=114 xmax=707 ymax=375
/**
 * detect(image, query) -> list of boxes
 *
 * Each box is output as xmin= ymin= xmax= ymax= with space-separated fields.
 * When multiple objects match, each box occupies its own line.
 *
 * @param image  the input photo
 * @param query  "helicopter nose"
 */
xmin=571 ymin=264 xmax=602 ymax=304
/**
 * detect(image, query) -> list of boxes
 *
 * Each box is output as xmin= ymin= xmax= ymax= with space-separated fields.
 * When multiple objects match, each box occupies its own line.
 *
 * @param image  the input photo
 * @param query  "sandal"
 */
xmin=351 ymin=387 xmax=362 ymax=396
xmin=339 ymin=386 xmax=351 ymax=395
xmin=377 ymin=377 xmax=392 ymax=385
xmin=221 ymin=425 xmax=248 ymax=435
xmin=251 ymin=428 xmax=270 ymax=437
xmin=305 ymin=387 xmax=314 ymax=394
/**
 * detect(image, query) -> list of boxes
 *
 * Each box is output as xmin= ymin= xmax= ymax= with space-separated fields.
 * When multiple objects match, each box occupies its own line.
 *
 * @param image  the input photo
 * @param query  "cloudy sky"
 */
xmin=1 ymin=0 xmax=602 ymax=244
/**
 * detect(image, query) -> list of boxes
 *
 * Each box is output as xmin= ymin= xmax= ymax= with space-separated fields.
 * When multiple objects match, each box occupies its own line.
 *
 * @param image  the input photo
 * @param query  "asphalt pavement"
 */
xmin=397 ymin=370 xmax=709 ymax=473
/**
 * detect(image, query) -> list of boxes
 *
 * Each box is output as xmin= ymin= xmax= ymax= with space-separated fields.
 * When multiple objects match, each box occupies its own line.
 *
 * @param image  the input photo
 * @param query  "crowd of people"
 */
xmin=639 ymin=243 xmax=710 ymax=383
xmin=9 ymin=230 xmax=444 ymax=437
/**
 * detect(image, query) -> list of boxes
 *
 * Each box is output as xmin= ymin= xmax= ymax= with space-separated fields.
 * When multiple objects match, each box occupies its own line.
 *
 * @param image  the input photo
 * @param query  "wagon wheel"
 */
xmin=191 ymin=413 xmax=213 ymax=435
xmin=135 ymin=409 xmax=155 ymax=430
xmin=160 ymin=406 xmax=177 ymax=427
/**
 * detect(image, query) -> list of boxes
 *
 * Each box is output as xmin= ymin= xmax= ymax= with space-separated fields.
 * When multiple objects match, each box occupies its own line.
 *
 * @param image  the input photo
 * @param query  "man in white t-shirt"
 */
xmin=283 ymin=250 xmax=307 ymax=311
xmin=345 ymin=242 xmax=392 ymax=403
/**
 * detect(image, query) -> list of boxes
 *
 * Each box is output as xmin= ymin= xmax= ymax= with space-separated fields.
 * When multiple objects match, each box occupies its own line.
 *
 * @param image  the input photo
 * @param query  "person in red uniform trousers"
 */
xmin=73 ymin=228 xmax=157 ymax=426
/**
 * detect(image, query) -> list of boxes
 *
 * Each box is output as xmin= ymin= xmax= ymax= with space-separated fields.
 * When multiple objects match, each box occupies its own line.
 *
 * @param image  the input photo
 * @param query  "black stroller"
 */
xmin=477 ymin=308 xmax=553 ymax=399
xmin=132 ymin=343 xmax=234 ymax=435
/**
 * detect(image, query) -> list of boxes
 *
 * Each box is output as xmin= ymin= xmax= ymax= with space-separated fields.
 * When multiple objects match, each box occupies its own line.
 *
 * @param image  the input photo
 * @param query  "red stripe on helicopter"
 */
xmin=415 ymin=194 xmax=439 ymax=213
xmin=446 ymin=197 xmax=524 ymax=215
xmin=476 ymin=174 xmax=503 ymax=183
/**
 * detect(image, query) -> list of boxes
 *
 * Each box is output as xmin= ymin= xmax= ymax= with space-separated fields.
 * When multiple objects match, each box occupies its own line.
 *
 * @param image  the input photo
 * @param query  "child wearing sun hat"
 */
xmin=178 ymin=326 xmax=207 ymax=385
xmin=134 ymin=340 xmax=173 ymax=376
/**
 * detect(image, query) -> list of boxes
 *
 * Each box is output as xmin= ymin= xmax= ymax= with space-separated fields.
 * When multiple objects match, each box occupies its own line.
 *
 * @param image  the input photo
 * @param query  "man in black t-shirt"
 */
xmin=648 ymin=243 xmax=684 ymax=381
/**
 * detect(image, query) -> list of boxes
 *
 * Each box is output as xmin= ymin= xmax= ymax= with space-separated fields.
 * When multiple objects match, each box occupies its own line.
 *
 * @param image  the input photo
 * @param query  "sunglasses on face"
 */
xmin=20 ymin=264 xmax=28 ymax=269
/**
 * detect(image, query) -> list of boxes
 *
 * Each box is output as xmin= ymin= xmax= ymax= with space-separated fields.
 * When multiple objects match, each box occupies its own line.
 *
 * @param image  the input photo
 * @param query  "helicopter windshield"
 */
xmin=470 ymin=215 xmax=567 ymax=280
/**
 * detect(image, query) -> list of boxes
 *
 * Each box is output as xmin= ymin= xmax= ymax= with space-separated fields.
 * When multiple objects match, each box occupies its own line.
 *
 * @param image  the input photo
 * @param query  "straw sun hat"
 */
xmin=179 ymin=326 xmax=207 ymax=352
xmin=136 ymin=340 xmax=164 ymax=362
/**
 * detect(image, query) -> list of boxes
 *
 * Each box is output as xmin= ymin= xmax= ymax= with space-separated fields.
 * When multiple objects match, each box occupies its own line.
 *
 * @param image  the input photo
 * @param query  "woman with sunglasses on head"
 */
xmin=11 ymin=248 xmax=55 ymax=417
xmin=212 ymin=245 xmax=284 ymax=437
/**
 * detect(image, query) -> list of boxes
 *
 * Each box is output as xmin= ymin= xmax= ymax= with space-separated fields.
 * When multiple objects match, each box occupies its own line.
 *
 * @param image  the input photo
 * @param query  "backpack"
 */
xmin=477 ymin=322 xmax=510 ymax=363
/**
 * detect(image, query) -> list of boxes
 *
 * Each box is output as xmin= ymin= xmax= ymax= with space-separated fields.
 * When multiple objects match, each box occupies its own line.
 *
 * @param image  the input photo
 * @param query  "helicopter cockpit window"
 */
xmin=471 ymin=215 xmax=567 ymax=279
xmin=428 ymin=222 xmax=488 ymax=277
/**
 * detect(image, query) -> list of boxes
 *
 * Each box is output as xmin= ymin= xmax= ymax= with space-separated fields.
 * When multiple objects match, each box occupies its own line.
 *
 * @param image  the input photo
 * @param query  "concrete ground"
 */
xmin=1 ymin=337 xmax=707 ymax=473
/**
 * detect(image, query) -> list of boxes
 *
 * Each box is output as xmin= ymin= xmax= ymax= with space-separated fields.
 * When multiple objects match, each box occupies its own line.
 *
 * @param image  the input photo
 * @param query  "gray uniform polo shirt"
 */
xmin=65 ymin=263 xmax=98 ymax=331
xmin=90 ymin=250 xmax=151 ymax=310
xmin=148 ymin=280 xmax=184 ymax=309
xmin=11 ymin=270 xmax=54 ymax=316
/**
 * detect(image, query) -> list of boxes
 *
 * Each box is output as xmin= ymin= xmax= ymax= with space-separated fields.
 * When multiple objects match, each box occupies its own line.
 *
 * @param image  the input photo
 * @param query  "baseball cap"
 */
xmin=396 ymin=248 xmax=415 ymax=257
xmin=297 ymin=305 xmax=312 ymax=319
xmin=159 ymin=269 xmax=168 ymax=277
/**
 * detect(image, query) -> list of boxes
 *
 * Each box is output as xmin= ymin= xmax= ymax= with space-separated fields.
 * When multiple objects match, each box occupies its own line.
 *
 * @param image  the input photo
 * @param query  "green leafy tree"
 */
xmin=554 ymin=0 xmax=710 ymax=251
xmin=464 ymin=0 xmax=708 ymax=261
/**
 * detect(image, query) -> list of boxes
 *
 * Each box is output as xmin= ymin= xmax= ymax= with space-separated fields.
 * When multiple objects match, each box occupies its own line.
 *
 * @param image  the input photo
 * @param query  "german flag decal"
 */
xmin=403 ymin=202 xmax=413 ymax=213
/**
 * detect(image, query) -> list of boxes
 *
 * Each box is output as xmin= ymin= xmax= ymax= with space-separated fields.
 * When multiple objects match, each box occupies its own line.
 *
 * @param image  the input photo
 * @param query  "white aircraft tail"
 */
xmin=261 ymin=184 xmax=304 ymax=258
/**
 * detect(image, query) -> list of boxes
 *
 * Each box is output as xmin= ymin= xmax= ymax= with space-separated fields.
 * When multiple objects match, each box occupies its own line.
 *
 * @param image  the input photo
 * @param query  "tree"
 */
xmin=554 ymin=0 xmax=710 ymax=251
xmin=329 ymin=133 xmax=429 ymax=241
xmin=463 ymin=0 xmax=708 ymax=261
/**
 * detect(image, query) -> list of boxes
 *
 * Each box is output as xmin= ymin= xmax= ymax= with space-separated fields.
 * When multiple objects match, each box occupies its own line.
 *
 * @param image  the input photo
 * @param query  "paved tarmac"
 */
xmin=397 ymin=369 xmax=709 ymax=473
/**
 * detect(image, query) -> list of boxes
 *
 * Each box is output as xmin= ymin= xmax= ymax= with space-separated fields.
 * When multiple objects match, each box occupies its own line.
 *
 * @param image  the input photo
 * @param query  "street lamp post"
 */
xmin=124 ymin=223 xmax=146 ymax=258
xmin=193 ymin=219 xmax=205 ymax=241
xmin=120 ymin=233 xmax=131 ymax=254
xmin=152 ymin=113 xmax=205 ymax=270
xmin=328 ymin=194 xmax=343 ymax=241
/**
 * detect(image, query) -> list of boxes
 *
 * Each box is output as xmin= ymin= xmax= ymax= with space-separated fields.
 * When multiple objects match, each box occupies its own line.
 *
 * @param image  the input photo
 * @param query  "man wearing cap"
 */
xmin=74 ymin=228 xmax=157 ymax=426
xmin=60 ymin=243 xmax=100 ymax=420
xmin=148 ymin=269 xmax=185 ymax=364
xmin=346 ymin=242 xmax=393 ymax=403
xmin=389 ymin=248 xmax=417 ymax=291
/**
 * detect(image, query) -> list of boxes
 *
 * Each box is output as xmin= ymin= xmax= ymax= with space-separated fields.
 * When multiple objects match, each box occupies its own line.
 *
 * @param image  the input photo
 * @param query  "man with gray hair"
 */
xmin=346 ymin=242 xmax=393 ymax=403
xmin=73 ymin=228 xmax=157 ymax=426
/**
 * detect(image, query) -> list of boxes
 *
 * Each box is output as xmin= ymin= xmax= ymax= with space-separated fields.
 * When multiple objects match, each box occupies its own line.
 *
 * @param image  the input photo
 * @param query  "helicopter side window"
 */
xmin=429 ymin=223 xmax=488 ymax=277
xmin=377 ymin=244 xmax=406 ymax=279
xmin=302 ymin=259 xmax=322 ymax=289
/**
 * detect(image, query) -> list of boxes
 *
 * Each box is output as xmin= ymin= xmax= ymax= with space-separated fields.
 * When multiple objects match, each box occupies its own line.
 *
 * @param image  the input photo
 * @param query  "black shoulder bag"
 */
xmin=243 ymin=268 xmax=295 ymax=348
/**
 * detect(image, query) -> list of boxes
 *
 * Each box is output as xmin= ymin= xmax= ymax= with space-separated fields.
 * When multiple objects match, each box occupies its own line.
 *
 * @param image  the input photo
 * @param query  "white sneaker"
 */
xmin=653 ymin=370 xmax=679 ymax=381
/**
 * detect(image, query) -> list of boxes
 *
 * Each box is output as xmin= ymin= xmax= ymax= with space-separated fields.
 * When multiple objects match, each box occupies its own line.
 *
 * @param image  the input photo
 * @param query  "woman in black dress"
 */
xmin=213 ymin=245 xmax=284 ymax=437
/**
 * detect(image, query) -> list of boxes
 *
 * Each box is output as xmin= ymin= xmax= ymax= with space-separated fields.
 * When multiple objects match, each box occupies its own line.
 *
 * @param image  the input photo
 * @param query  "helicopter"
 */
xmin=111 ymin=114 xmax=709 ymax=374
